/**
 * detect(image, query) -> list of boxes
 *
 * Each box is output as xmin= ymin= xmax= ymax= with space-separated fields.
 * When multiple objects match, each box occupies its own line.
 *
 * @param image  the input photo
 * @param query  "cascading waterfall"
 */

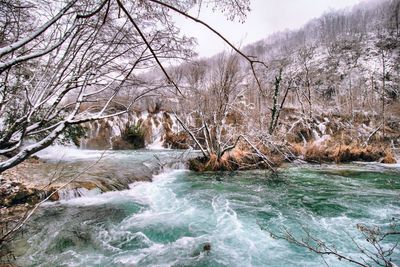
xmin=147 ymin=113 xmax=166 ymax=150
xmin=80 ymin=111 xmax=179 ymax=150
xmin=33 ymin=148 xmax=193 ymax=201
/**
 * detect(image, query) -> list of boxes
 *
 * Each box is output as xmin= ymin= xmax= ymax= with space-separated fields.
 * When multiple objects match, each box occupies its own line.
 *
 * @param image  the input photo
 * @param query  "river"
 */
xmin=11 ymin=149 xmax=400 ymax=266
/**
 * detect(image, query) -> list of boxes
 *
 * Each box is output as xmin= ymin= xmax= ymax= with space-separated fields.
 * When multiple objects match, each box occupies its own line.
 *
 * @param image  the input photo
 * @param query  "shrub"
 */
xmin=123 ymin=123 xmax=145 ymax=149
xmin=63 ymin=124 xmax=87 ymax=147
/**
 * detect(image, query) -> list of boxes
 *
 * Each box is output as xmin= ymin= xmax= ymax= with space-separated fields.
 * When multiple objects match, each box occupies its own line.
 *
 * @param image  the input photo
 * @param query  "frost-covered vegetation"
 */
xmin=1 ymin=0 xmax=399 ymax=172
xmin=1 ymin=1 xmax=399 ymax=265
xmin=164 ymin=0 xmax=400 ymax=169
xmin=0 ymin=0 xmax=251 ymax=172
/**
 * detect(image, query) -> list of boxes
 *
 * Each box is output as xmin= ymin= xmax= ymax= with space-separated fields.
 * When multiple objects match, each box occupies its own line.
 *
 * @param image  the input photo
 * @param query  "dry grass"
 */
xmin=188 ymin=145 xmax=282 ymax=172
xmin=291 ymin=141 xmax=396 ymax=164
xmin=188 ymin=148 xmax=247 ymax=172
xmin=381 ymin=149 xmax=397 ymax=164
xmin=303 ymin=144 xmax=329 ymax=163
xmin=228 ymin=146 xmax=250 ymax=164
xmin=289 ymin=143 xmax=305 ymax=156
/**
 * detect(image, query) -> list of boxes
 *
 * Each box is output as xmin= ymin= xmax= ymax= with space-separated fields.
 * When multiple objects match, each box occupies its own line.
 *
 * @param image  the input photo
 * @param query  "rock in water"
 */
xmin=203 ymin=243 xmax=211 ymax=254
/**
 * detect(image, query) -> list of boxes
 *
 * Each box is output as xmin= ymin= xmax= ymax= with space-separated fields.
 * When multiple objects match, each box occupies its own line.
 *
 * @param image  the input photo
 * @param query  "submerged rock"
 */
xmin=203 ymin=243 xmax=211 ymax=253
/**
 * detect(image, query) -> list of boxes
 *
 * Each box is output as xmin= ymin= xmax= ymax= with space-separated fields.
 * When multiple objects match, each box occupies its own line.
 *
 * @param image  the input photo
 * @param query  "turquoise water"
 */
xmin=12 ymin=151 xmax=400 ymax=266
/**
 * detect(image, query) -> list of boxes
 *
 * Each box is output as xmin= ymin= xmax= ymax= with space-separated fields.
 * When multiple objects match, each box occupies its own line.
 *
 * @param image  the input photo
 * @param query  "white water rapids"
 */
xmin=10 ymin=149 xmax=400 ymax=266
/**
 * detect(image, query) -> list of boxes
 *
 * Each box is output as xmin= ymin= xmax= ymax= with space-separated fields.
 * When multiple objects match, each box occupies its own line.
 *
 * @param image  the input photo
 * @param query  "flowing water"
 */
xmin=11 ymin=150 xmax=400 ymax=267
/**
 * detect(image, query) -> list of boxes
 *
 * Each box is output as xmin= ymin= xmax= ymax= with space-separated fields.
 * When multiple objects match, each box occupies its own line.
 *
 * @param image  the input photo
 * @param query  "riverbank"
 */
xmin=1 ymin=149 xmax=192 ymax=220
xmin=187 ymin=141 xmax=398 ymax=172
xmin=0 ymin=156 xmax=54 ymax=219
xmin=290 ymin=142 xmax=397 ymax=164
xmin=1 ymin=141 xmax=398 ymax=213
xmin=1 ymin=148 xmax=399 ymax=265
xmin=0 ymin=139 xmax=397 ymax=227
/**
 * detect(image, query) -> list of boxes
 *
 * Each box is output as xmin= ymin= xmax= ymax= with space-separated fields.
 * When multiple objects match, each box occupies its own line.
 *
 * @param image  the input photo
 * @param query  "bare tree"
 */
xmin=295 ymin=45 xmax=316 ymax=119
xmin=0 ymin=0 xmax=255 ymax=173
xmin=268 ymin=62 xmax=293 ymax=135
xmin=268 ymin=220 xmax=399 ymax=267
xmin=176 ymin=53 xmax=246 ymax=160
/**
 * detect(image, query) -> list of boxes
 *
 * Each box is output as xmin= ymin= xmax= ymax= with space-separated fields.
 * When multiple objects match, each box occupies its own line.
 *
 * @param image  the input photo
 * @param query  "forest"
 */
xmin=0 ymin=0 xmax=399 ymax=266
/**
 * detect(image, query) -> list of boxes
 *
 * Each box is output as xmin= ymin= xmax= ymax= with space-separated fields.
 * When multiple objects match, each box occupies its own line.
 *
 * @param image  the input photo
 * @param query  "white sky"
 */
xmin=174 ymin=0 xmax=365 ymax=57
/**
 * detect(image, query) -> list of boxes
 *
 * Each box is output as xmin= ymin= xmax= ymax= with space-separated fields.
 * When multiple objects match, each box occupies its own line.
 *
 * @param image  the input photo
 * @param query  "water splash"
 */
xmin=34 ymin=145 xmax=111 ymax=161
xmin=12 ymin=162 xmax=400 ymax=266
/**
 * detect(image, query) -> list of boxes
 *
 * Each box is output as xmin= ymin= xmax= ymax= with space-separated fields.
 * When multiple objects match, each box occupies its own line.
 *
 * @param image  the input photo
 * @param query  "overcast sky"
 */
xmin=174 ymin=0 xmax=365 ymax=57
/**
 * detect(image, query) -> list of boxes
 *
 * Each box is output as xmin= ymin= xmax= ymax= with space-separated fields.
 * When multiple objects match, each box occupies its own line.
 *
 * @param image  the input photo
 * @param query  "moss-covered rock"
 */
xmin=123 ymin=123 xmax=145 ymax=149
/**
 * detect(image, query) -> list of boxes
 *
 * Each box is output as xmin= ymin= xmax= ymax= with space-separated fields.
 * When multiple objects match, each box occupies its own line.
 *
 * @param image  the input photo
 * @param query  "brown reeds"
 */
xmin=291 ymin=141 xmax=397 ymax=164
xmin=188 ymin=145 xmax=283 ymax=172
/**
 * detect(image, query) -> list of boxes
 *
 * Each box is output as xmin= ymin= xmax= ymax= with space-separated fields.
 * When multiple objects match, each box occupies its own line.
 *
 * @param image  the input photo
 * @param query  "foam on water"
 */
xmin=35 ymin=145 xmax=111 ymax=161
xmin=13 ymin=161 xmax=400 ymax=267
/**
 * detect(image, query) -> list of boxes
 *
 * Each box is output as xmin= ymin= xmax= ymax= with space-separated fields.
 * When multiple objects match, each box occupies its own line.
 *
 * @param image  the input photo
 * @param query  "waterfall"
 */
xmin=147 ymin=113 xmax=166 ymax=150
xmin=79 ymin=111 xmax=178 ymax=150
